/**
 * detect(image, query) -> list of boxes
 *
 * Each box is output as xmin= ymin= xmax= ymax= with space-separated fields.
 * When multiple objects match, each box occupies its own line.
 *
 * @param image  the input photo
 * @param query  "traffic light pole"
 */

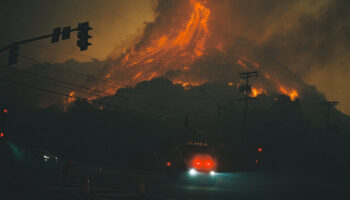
xmin=0 ymin=28 xmax=78 ymax=52
xmin=0 ymin=22 xmax=92 ymax=65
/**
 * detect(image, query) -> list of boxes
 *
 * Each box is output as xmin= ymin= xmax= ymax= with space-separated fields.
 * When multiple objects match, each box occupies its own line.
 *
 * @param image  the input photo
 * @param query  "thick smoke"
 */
xmin=206 ymin=0 xmax=350 ymax=114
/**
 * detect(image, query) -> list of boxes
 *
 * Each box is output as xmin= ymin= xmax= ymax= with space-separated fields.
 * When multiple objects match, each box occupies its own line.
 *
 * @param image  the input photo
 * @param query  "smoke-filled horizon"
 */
xmin=0 ymin=0 xmax=349 ymax=116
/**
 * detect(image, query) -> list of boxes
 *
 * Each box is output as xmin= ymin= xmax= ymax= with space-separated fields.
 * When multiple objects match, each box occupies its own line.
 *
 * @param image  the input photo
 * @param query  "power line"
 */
xmin=0 ymin=62 xmax=215 ymax=123
xmin=0 ymin=76 xmax=204 ymax=126
xmin=26 ymin=43 xmax=98 ymax=59
xmin=20 ymin=54 xmax=113 ymax=85
xmin=9 ymin=60 xmax=214 ymax=121
xmin=17 ymin=55 xmax=215 ymax=120
xmin=0 ymin=64 xmax=104 ymax=97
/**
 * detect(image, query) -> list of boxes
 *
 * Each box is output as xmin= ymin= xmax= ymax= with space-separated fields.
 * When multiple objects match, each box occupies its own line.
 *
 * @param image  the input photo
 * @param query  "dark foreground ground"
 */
xmin=2 ymin=164 xmax=350 ymax=200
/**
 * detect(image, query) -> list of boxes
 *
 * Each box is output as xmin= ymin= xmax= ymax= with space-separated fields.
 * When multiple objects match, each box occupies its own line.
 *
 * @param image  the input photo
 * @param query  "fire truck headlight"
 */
xmin=189 ymin=168 xmax=197 ymax=176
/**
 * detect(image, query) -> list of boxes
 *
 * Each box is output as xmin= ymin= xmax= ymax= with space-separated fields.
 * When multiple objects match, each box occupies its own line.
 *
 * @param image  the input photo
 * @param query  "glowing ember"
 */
xmin=279 ymin=86 xmax=298 ymax=101
xmin=64 ymin=91 xmax=76 ymax=111
xmin=253 ymin=62 xmax=260 ymax=68
xmin=66 ymin=91 xmax=76 ymax=103
xmin=173 ymin=80 xmax=202 ymax=90
xmin=237 ymin=59 xmax=247 ymax=68
xmin=250 ymin=87 xmax=265 ymax=97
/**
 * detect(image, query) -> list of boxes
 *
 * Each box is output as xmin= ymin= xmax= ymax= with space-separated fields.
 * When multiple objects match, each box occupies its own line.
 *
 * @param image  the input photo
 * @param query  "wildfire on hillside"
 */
xmin=64 ymin=91 xmax=76 ymax=111
xmin=250 ymin=87 xmax=266 ymax=98
xmin=75 ymin=0 xmax=299 ymax=106
xmin=279 ymin=86 xmax=299 ymax=101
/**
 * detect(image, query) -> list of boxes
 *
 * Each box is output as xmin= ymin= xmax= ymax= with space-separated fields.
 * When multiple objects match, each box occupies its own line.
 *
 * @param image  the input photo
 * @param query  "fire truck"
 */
xmin=165 ymin=141 xmax=218 ymax=185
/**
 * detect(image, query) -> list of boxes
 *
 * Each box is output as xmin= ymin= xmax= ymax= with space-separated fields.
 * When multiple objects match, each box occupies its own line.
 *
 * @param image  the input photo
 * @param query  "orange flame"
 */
xmin=237 ymin=60 xmax=247 ymax=68
xmin=250 ymin=87 xmax=265 ymax=97
xmin=265 ymin=74 xmax=271 ymax=79
xmin=173 ymin=80 xmax=202 ymax=90
xmin=64 ymin=91 xmax=76 ymax=111
xmin=89 ymin=0 xmax=211 ymax=100
xmin=279 ymin=86 xmax=298 ymax=101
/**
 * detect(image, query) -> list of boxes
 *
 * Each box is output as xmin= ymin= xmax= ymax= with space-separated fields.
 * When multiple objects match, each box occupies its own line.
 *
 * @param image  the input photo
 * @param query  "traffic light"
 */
xmin=8 ymin=44 xmax=19 ymax=65
xmin=51 ymin=27 xmax=62 ymax=43
xmin=1 ymin=107 xmax=8 ymax=120
xmin=256 ymin=146 xmax=263 ymax=167
xmin=0 ymin=131 xmax=4 ymax=142
xmin=62 ymin=26 xmax=71 ymax=40
xmin=77 ymin=22 xmax=92 ymax=51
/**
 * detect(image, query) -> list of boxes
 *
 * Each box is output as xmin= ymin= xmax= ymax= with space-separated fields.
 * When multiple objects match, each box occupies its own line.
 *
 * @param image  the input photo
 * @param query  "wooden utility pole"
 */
xmin=322 ymin=101 xmax=339 ymax=159
xmin=237 ymin=71 xmax=258 ymax=138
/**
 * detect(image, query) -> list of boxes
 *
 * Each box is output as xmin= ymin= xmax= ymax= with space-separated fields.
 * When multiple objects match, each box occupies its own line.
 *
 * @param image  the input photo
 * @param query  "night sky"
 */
xmin=0 ymin=0 xmax=349 ymax=116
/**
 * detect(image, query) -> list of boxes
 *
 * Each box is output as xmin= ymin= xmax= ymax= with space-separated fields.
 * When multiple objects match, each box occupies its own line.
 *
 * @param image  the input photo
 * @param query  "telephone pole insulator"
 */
xmin=51 ymin=27 xmax=62 ymax=43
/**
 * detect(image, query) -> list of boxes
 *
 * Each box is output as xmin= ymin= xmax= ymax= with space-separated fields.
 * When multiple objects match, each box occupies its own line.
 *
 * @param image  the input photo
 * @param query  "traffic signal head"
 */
xmin=1 ymin=107 xmax=8 ymax=120
xmin=77 ymin=22 xmax=92 ymax=51
xmin=258 ymin=147 xmax=262 ymax=152
xmin=51 ymin=27 xmax=62 ymax=43
xmin=0 ymin=132 xmax=4 ymax=140
xmin=62 ymin=26 xmax=71 ymax=40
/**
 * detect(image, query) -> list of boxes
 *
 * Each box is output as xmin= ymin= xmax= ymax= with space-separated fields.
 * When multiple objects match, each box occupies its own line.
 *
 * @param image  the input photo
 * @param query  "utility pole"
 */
xmin=237 ymin=71 xmax=258 ymax=133
xmin=237 ymin=71 xmax=258 ymax=170
xmin=322 ymin=101 xmax=339 ymax=159
xmin=0 ymin=22 xmax=93 ymax=65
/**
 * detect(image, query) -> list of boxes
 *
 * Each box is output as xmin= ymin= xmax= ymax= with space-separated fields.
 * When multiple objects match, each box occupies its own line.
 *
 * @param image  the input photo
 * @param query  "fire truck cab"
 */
xmin=165 ymin=141 xmax=218 ymax=185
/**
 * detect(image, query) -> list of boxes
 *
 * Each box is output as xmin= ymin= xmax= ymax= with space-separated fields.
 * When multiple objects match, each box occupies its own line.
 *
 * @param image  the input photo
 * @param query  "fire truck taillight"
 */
xmin=192 ymin=157 xmax=215 ymax=170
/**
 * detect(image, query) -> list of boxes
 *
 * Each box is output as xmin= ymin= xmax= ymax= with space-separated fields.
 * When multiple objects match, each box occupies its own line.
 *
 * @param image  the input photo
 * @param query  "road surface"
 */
xmin=6 ymin=168 xmax=350 ymax=200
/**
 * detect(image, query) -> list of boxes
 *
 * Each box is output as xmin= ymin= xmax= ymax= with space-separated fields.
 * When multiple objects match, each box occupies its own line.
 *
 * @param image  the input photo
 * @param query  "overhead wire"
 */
xmin=1 ymin=59 xmax=215 ymax=122
xmin=17 ymin=54 xmax=216 ymax=120
xmin=0 ymin=76 xmax=214 ymax=127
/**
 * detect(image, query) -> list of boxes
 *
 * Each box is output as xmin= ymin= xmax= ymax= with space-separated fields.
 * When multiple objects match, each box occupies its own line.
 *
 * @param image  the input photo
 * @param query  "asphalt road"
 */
xmin=7 ymin=168 xmax=350 ymax=200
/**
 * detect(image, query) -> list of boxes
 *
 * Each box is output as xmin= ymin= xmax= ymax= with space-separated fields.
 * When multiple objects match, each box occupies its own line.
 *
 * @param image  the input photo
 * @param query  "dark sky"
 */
xmin=0 ymin=0 xmax=349 ymax=116
xmin=0 ymin=0 xmax=156 ymax=62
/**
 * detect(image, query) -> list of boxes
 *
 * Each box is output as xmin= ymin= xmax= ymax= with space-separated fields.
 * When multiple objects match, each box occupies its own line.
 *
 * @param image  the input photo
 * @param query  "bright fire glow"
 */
xmin=279 ymin=86 xmax=299 ymax=101
xmin=250 ymin=87 xmax=265 ymax=97
xmin=237 ymin=60 xmax=247 ymax=68
xmin=89 ymin=0 xmax=211 ymax=99
xmin=64 ymin=91 xmax=76 ymax=111
xmin=173 ymin=80 xmax=203 ymax=90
